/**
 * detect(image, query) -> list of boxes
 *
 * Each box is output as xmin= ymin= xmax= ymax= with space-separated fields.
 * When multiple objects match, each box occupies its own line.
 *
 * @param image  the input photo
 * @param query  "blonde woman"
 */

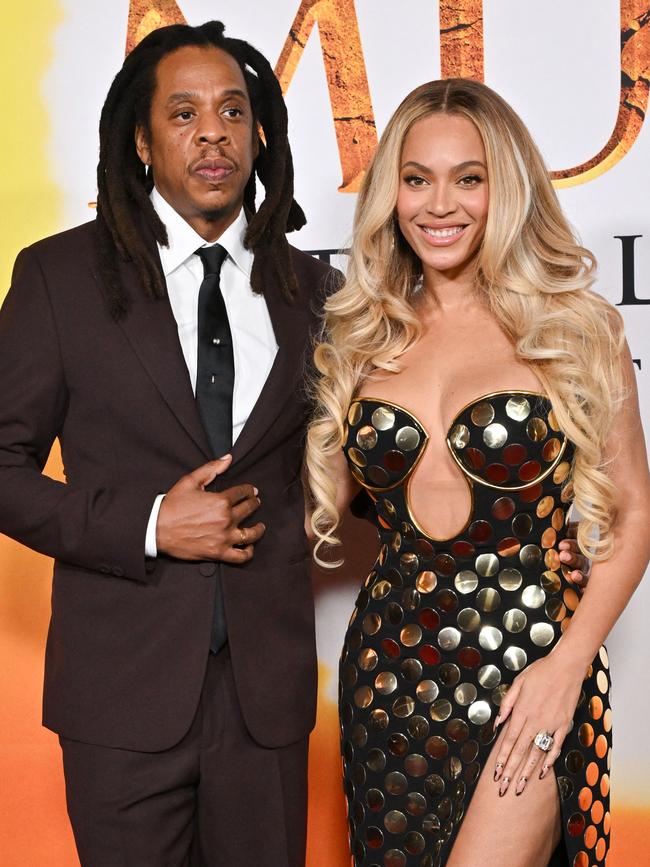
xmin=306 ymin=79 xmax=650 ymax=867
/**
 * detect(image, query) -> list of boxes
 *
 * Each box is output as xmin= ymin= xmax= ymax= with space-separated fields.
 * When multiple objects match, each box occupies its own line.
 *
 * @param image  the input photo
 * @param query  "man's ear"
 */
xmin=135 ymin=124 xmax=152 ymax=166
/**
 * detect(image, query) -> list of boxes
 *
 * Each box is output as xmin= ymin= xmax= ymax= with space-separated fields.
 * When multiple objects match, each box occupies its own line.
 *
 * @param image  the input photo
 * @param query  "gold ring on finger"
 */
xmin=240 ymin=528 xmax=247 ymax=546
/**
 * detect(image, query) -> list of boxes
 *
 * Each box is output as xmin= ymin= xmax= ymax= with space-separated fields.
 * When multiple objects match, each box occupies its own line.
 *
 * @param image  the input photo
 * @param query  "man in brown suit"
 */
xmin=0 ymin=20 xmax=332 ymax=867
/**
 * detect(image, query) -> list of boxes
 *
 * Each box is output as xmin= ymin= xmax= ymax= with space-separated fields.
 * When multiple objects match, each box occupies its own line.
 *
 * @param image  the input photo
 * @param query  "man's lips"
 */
xmin=192 ymin=158 xmax=234 ymax=183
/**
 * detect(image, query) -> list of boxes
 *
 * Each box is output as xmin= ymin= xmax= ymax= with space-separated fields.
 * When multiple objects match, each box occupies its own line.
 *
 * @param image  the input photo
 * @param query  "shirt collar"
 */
xmin=151 ymin=186 xmax=253 ymax=279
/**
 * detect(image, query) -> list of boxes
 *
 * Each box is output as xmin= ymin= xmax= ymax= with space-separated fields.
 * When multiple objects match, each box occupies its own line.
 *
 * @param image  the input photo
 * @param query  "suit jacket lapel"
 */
xmin=230 ymin=271 xmax=311 ymax=465
xmin=112 ymin=253 xmax=213 ymax=462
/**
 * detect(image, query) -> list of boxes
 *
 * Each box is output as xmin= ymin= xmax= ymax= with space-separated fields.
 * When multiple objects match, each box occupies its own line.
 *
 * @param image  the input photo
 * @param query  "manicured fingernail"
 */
xmin=253 ymin=487 xmax=259 ymax=495
xmin=494 ymin=762 xmax=503 ymax=782
xmin=539 ymin=765 xmax=549 ymax=780
xmin=499 ymin=777 xmax=510 ymax=797
xmin=493 ymin=714 xmax=501 ymax=732
xmin=516 ymin=776 xmax=527 ymax=796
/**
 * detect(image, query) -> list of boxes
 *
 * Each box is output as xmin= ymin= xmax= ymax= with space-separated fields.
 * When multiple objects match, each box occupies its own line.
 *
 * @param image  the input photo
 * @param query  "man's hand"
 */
xmin=156 ymin=455 xmax=265 ymax=563
xmin=559 ymin=522 xmax=591 ymax=590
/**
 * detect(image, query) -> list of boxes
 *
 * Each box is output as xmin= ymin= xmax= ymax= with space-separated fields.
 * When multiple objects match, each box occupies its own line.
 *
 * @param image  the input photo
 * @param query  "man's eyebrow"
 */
xmin=165 ymin=88 xmax=249 ymax=105
xmin=401 ymin=159 xmax=487 ymax=173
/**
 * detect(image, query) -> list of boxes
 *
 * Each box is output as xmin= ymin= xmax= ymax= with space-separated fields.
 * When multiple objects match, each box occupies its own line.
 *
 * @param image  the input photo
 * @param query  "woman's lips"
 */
xmin=418 ymin=224 xmax=468 ymax=246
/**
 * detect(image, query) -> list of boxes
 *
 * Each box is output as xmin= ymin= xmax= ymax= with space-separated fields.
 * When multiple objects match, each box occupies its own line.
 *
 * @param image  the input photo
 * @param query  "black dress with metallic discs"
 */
xmin=340 ymin=392 xmax=612 ymax=867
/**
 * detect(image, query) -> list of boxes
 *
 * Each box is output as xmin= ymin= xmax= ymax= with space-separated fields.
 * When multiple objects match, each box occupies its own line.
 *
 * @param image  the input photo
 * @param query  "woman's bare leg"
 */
xmin=446 ymin=733 xmax=562 ymax=867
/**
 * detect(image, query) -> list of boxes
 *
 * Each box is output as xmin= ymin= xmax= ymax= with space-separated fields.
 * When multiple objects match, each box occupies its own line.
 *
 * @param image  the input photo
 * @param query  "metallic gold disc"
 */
xmin=408 ymin=716 xmax=430 ymax=740
xmin=478 ymin=664 xmax=502 ymax=689
xmin=384 ymin=809 xmax=408 ymax=835
xmin=430 ymin=699 xmax=453 ymax=721
xmin=543 ymin=437 xmax=562 ymax=462
xmin=522 ymin=585 xmax=546 ymax=608
xmin=537 ymin=496 xmax=555 ymax=518
xmin=503 ymin=608 xmax=527 ymax=633
xmin=599 ymin=646 xmax=609 ymax=668
xmin=552 ymin=507 xmax=565 ymax=530
xmin=492 ymin=496 xmax=516 ymax=521
xmin=375 ymin=671 xmax=398 ymax=695
xmin=385 ymin=771 xmax=408 ymax=795
xmin=348 ymin=402 xmax=362 ymax=425
xmin=438 ymin=627 xmax=461 ymax=650
xmin=450 ymin=423 xmax=470 ymax=449
xmin=438 ymin=663 xmax=461 ymax=686
xmin=393 ymin=695 xmax=415 ymax=718
xmin=358 ymin=648 xmax=378 ymax=671
xmin=425 ymin=737 xmax=449 ymax=760
xmin=396 ymin=426 xmax=421 ymax=451
xmin=541 ymin=527 xmax=557 ymax=548
xmin=362 ymin=612 xmax=381 ymax=634
xmin=404 ymin=754 xmax=428 ymax=777
xmin=498 ymin=568 xmax=523 ymax=591
xmin=512 ymin=513 xmax=533 ymax=538
xmin=457 ymin=607 xmax=481 ymax=632
xmin=367 ymin=465 xmax=389 ymax=486
xmin=371 ymin=580 xmax=391 ymax=600
xmin=477 ymin=587 xmax=501 ymax=612
xmin=553 ymin=461 xmax=571 ymax=484
xmin=530 ymin=622 xmax=555 ymax=647
xmin=471 ymin=401 xmax=495 ymax=426
xmin=416 ymin=571 xmax=437 ymax=593
xmin=354 ymin=685 xmax=373 ymax=708
xmin=483 ymin=423 xmax=508 ymax=449
xmin=497 ymin=537 xmax=521 ymax=557
xmin=541 ymin=571 xmax=561 ymax=593
xmin=527 ymin=417 xmax=548 ymax=442
xmin=356 ymin=425 xmax=378 ymax=450
xmin=348 ymin=447 xmax=367 ymax=467
xmin=467 ymin=700 xmax=492 ymax=725
xmin=479 ymin=625 xmax=503 ymax=651
xmin=372 ymin=406 xmax=396 ymax=431
xmin=520 ymin=544 xmax=543 ymax=568
xmin=405 ymin=832 xmax=426 ymax=855
xmin=366 ymin=788 xmax=385 ymax=812
xmin=475 ymin=553 xmax=499 ymax=577
xmin=416 ymin=680 xmax=439 ymax=703
xmin=454 ymin=570 xmax=478 ymax=594
xmin=596 ymin=670 xmax=608 ymax=694
xmin=506 ymin=396 xmax=531 ymax=421
xmin=454 ymin=683 xmax=478 ymax=706
xmin=400 ymin=624 xmax=423 ymax=647
xmin=503 ymin=646 xmax=527 ymax=671
xmin=405 ymin=791 xmax=427 ymax=816
xmin=578 ymin=723 xmax=595 ymax=748
xmin=400 ymin=552 xmax=419 ymax=575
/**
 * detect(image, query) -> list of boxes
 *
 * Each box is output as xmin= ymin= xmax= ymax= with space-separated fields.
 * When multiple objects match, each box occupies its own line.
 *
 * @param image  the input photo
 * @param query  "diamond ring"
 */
xmin=534 ymin=730 xmax=554 ymax=752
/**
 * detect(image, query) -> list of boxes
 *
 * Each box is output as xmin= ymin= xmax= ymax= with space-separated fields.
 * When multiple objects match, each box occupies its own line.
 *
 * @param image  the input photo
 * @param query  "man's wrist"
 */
xmin=145 ymin=494 xmax=166 ymax=558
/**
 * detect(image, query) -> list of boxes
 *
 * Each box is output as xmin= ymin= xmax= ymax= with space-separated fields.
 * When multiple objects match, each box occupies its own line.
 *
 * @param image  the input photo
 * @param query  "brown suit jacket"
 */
xmin=0 ymin=219 xmax=333 ymax=752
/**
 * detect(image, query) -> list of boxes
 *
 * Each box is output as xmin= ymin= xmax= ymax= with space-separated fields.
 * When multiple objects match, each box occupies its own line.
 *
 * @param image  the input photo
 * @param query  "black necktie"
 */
xmin=196 ymin=244 xmax=232 ymax=653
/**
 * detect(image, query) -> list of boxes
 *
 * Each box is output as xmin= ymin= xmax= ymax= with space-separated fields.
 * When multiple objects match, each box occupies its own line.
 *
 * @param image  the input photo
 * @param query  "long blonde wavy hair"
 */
xmin=306 ymin=78 xmax=625 ymax=566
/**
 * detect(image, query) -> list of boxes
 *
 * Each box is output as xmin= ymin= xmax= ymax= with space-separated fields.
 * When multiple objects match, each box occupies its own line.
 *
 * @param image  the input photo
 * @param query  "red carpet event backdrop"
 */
xmin=1 ymin=1 xmax=649 ymax=864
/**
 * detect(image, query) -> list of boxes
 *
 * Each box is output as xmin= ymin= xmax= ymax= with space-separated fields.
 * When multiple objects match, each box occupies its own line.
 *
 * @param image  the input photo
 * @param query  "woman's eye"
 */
xmin=404 ymin=174 xmax=427 ymax=187
xmin=459 ymin=174 xmax=483 ymax=186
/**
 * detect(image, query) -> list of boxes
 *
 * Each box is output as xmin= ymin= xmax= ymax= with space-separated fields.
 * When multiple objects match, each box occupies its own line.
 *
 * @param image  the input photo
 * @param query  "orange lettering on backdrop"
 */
xmin=274 ymin=0 xmax=377 ymax=192
xmin=126 ymin=0 xmax=187 ymax=55
xmin=439 ymin=0 xmax=485 ymax=80
xmin=552 ymin=1 xmax=650 ymax=187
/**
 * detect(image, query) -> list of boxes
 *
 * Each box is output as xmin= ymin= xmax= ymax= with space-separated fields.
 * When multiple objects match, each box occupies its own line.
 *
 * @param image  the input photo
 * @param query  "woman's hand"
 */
xmin=559 ymin=523 xmax=591 ymax=589
xmin=492 ymin=651 xmax=585 ymax=796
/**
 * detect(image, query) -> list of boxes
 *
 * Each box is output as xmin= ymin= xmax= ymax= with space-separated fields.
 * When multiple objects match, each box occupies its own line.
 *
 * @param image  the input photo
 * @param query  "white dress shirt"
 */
xmin=145 ymin=187 xmax=278 ymax=557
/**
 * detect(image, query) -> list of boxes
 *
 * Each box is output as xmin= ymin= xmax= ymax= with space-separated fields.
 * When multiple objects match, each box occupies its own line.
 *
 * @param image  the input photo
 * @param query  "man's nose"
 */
xmin=196 ymin=112 xmax=228 ymax=145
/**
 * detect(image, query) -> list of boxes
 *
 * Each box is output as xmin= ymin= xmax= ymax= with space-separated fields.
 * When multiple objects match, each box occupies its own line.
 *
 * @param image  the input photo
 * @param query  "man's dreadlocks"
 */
xmin=96 ymin=20 xmax=306 ymax=319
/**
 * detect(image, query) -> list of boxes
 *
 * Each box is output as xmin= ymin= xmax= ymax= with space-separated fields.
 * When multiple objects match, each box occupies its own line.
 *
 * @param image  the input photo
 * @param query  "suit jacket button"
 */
xmin=199 ymin=562 xmax=216 ymax=577
xmin=112 ymin=566 xmax=125 ymax=577
xmin=99 ymin=564 xmax=111 ymax=574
